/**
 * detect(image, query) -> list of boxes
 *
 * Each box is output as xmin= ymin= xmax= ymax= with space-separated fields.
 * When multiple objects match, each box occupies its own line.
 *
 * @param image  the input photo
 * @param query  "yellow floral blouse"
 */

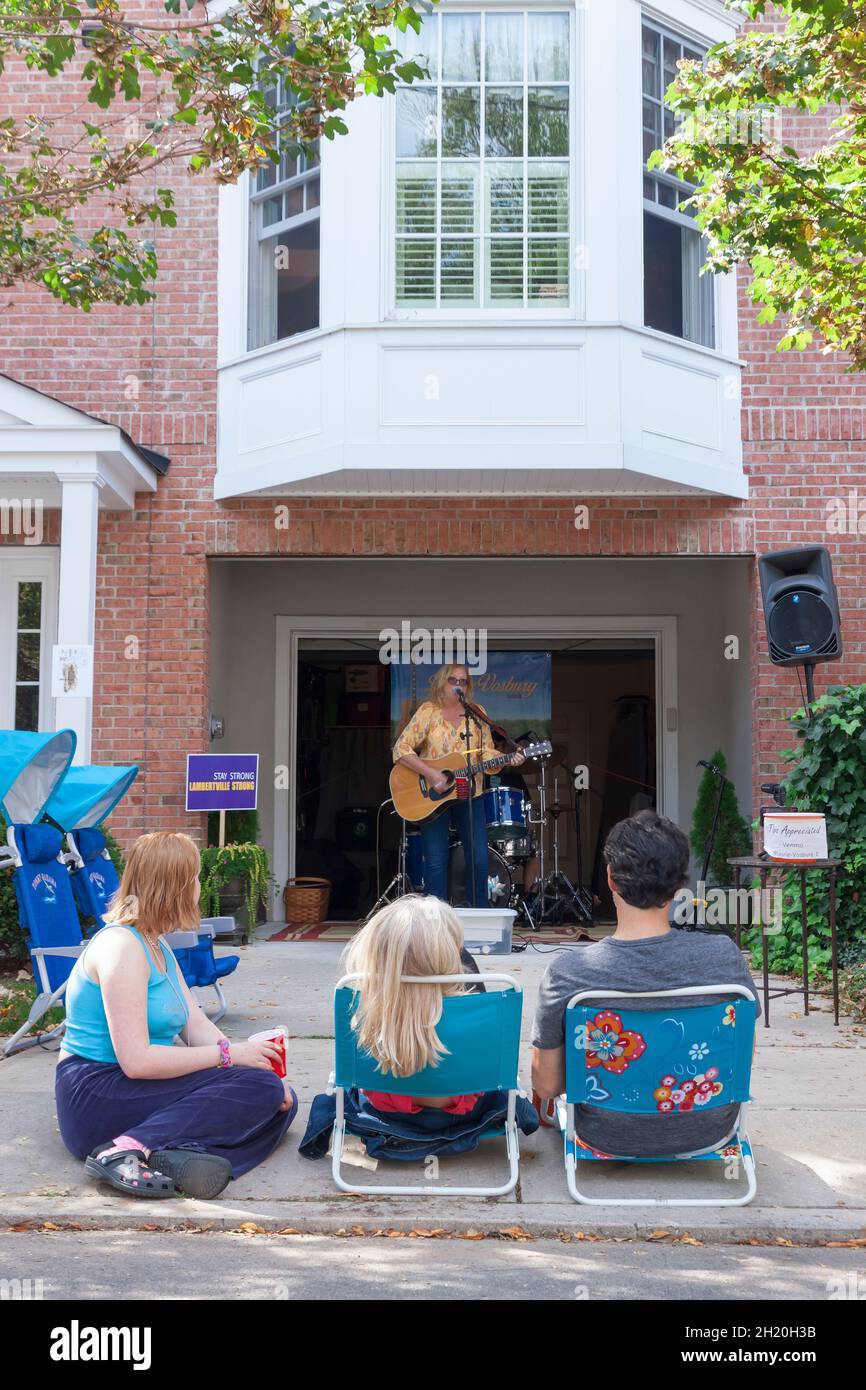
xmin=392 ymin=701 xmax=496 ymax=764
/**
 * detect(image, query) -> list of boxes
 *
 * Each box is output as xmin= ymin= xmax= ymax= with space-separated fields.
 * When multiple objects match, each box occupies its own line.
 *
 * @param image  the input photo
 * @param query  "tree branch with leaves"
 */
xmin=653 ymin=0 xmax=866 ymax=369
xmin=0 ymin=0 xmax=427 ymax=309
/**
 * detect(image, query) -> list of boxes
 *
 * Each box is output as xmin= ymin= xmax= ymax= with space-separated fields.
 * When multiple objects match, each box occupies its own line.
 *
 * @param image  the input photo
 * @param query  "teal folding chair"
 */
xmin=557 ymin=985 xmax=757 ymax=1207
xmin=330 ymin=973 xmax=524 ymax=1197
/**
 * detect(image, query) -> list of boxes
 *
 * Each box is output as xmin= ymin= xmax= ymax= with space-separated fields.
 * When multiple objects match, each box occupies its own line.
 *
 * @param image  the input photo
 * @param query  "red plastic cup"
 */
xmin=249 ymin=1026 xmax=288 ymax=1079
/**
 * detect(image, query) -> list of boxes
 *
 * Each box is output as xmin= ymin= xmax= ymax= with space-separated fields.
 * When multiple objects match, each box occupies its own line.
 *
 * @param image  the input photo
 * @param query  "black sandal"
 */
xmin=84 ymin=1146 xmax=176 ymax=1198
xmin=149 ymin=1150 xmax=232 ymax=1200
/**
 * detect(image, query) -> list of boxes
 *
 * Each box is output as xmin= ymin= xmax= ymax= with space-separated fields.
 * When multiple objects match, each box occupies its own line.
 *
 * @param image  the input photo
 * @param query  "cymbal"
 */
xmin=546 ymin=801 xmax=572 ymax=817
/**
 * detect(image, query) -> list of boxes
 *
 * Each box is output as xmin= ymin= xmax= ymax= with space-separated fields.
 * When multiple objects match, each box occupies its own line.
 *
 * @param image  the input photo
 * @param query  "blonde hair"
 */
xmin=103 ymin=831 xmax=201 ymax=941
xmin=428 ymin=663 xmax=474 ymax=707
xmin=342 ymin=895 xmax=468 ymax=1078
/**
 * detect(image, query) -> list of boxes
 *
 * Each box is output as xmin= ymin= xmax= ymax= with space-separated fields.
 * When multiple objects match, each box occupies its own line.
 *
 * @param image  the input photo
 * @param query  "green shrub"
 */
xmin=689 ymin=748 xmax=752 ymax=884
xmin=199 ymin=842 xmax=270 ymax=924
xmin=745 ymin=685 xmax=866 ymax=978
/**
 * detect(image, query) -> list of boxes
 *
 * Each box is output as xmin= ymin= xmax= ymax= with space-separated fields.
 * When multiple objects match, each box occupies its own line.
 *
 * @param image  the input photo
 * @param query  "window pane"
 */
xmin=643 ymin=98 xmax=661 ymax=161
xmin=17 ymin=581 xmax=41 ymax=630
xmin=250 ymin=219 xmax=319 ymax=348
xmin=256 ymin=158 xmax=277 ymax=193
xmin=397 ymin=165 xmax=437 ymax=233
xmin=262 ymin=194 xmax=282 ymax=228
xmin=396 ymin=87 xmax=438 ymax=157
xmin=644 ymin=210 xmax=683 ymax=337
xmin=487 ymin=239 xmax=524 ymax=304
xmin=528 ymin=239 xmax=569 ymax=303
xmin=396 ymin=238 xmax=436 ymax=303
xmin=16 ymin=632 xmax=40 ymax=683
xmin=643 ymin=174 xmax=656 ymax=201
xmin=443 ymin=12 xmax=480 ymax=81
xmin=440 ymin=239 xmax=478 ymax=305
xmin=15 ymin=686 xmax=39 ymax=733
xmin=442 ymin=87 xmax=480 ymax=156
xmin=485 ymin=87 xmax=523 ymax=157
xmin=528 ymin=12 xmax=569 ymax=82
xmin=441 ymin=163 xmax=479 ymax=233
xmin=642 ymin=25 xmax=660 ymax=98
xmin=398 ymin=12 xmax=439 ymax=80
xmin=657 ymin=181 xmax=678 ymax=209
xmin=663 ymin=36 xmax=681 ymax=92
xmin=528 ymin=87 xmax=568 ymax=156
xmin=486 ymin=12 xmax=523 ymax=82
xmin=305 ymin=176 xmax=320 ymax=211
xmin=486 ymin=162 xmax=523 ymax=233
xmin=528 ymin=164 xmax=568 ymax=233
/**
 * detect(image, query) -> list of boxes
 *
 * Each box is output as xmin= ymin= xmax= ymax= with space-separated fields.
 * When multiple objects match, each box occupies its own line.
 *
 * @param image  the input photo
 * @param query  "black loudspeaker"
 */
xmin=758 ymin=546 xmax=843 ymax=667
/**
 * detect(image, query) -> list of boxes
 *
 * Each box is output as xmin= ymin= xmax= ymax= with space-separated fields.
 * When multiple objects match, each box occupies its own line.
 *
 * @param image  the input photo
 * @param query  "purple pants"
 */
xmin=55 ymin=1055 xmax=297 ymax=1179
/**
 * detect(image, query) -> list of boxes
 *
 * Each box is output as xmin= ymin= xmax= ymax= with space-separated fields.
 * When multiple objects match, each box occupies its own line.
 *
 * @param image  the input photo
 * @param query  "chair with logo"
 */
xmin=164 ymin=919 xmax=240 ymax=1024
xmin=556 ymin=986 xmax=757 ymax=1206
xmin=328 ymin=972 xmax=525 ymax=1196
xmin=0 ymin=729 xmax=80 ymax=1056
xmin=42 ymin=763 xmax=138 ymax=930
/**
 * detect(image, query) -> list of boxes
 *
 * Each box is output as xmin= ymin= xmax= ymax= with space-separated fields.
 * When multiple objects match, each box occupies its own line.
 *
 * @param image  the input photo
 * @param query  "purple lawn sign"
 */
xmin=186 ymin=754 xmax=259 ymax=812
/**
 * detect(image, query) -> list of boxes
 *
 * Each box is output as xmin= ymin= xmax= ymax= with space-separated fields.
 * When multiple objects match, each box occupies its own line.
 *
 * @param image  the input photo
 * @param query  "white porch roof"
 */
xmin=0 ymin=373 xmax=167 ymax=509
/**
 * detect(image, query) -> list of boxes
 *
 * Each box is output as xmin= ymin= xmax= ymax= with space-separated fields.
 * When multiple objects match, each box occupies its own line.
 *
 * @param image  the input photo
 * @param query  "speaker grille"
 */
xmin=768 ymin=591 xmax=838 ymax=662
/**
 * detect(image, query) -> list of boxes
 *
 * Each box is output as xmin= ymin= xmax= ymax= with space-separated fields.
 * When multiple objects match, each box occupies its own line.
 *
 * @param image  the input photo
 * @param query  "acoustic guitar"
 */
xmin=390 ymin=741 xmax=553 ymax=823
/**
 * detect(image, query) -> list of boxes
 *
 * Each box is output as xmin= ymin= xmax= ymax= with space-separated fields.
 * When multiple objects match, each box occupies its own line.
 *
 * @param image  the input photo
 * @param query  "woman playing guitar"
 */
xmin=393 ymin=663 xmax=525 ymax=907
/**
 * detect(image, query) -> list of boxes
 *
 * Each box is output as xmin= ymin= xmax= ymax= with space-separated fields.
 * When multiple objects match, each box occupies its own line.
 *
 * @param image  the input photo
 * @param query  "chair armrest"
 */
xmin=200 ymin=916 xmax=236 ymax=937
xmin=163 ymin=931 xmax=199 ymax=950
xmin=326 ymin=1069 xmax=336 ymax=1097
xmin=32 ymin=945 xmax=85 ymax=959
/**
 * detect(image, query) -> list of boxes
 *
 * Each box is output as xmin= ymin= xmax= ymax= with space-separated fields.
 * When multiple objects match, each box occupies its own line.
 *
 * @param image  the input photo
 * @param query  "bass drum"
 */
xmin=448 ymin=842 xmax=513 ymax=908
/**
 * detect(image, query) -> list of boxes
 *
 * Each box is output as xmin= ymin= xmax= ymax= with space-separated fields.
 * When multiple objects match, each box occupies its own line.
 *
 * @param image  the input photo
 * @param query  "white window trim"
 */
xmin=384 ymin=2 xmax=583 ymax=323
xmin=0 ymin=548 xmax=58 ymax=734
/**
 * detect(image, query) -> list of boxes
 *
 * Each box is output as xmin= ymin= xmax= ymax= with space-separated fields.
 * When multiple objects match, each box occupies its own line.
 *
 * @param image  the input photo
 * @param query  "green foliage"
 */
xmin=0 ymin=977 xmax=64 ymax=1036
xmin=0 ymin=0 xmax=429 ymax=307
xmin=654 ymin=0 xmax=866 ymax=369
xmin=199 ymin=841 xmax=270 ymax=925
xmin=207 ymin=809 xmax=259 ymax=848
xmin=745 ymin=684 xmax=866 ymax=976
xmin=689 ymin=748 xmax=752 ymax=884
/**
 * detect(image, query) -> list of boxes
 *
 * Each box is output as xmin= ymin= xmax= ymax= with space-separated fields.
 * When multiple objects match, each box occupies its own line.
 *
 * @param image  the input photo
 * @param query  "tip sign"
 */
xmin=186 ymin=754 xmax=259 ymax=812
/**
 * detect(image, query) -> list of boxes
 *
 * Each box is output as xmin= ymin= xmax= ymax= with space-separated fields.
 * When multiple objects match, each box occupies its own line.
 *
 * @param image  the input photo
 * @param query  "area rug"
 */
xmin=268 ymin=919 xmax=607 ymax=944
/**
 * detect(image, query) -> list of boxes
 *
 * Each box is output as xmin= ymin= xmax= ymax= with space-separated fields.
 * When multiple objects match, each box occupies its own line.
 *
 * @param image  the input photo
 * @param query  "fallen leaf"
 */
xmin=459 ymin=1230 xmax=484 ymax=1241
xmin=386 ymin=1230 xmax=405 ymax=1238
xmin=825 ymin=1237 xmax=866 ymax=1248
xmin=41 ymin=1222 xmax=60 ymax=1231
xmin=498 ymin=1226 xmax=532 ymax=1241
xmin=682 ymin=1233 xmax=704 ymax=1246
xmin=647 ymin=1229 xmax=671 ymax=1240
xmin=410 ymin=1228 xmax=446 ymax=1238
xmin=277 ymin=1228 xmax=301 ymax=1236
xmin=775 ymin=1237 xmax=794 ymax=1247
xmin=352 ymin=1226 xmax=365 ymax=1236
xmin=237 ymin=1222 xmax=265 ymax=1235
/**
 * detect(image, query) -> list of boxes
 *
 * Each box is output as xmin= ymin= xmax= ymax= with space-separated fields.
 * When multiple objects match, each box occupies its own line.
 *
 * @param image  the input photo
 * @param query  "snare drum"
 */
xmin=483 ymin=786 xmax=531 ymax=859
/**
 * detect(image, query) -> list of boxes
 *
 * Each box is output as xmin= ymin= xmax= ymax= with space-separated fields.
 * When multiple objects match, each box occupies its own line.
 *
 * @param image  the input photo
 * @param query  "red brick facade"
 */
xmin=3 ymin=18 xmax=864 ymax=848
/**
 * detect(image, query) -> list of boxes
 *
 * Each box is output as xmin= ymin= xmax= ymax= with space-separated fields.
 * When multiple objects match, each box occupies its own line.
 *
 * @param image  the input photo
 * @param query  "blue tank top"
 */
xmin=63 ymin=924 xmax=189 ymax=1065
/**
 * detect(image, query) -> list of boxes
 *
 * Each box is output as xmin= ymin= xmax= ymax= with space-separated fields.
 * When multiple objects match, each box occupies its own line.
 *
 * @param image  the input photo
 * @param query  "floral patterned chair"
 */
xmin=556 ymin=986 xmax=757 ymax=1206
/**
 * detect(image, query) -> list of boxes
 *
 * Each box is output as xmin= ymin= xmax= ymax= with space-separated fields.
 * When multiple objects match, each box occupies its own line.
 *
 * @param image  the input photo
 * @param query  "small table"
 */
xmin=727 ymin=856 xmax=842 ymax=1027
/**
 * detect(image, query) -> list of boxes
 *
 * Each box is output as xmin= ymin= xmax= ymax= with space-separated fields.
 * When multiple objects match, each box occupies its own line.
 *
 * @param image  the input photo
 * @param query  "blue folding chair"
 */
xmin=166 ymin=920 xmax=240 ymax=1024
xmin=557 ymin=986 xmax=757 ymax=1207
xmin=0 ymin=729 xmax=80 ymax=1056
xmin=329 ymin=973 xmax=524 ymax=1197
xmin=42 ymin=763 xmax=138 ymax=930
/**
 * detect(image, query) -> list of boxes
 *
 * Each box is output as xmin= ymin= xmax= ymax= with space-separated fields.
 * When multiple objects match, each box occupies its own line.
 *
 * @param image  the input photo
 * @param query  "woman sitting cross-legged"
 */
xmin=299 ymin=894 xmax=538 ymax=1160
xmin=55 ymin=831 xmax=297 ymax=1200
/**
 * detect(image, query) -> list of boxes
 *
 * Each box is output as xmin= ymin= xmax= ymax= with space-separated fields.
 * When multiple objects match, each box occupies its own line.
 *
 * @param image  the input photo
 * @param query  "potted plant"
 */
xmin=199 ymin=842 xmax=270 ymax=928
xmin=687 ymin=749 xmax=753 ymax=928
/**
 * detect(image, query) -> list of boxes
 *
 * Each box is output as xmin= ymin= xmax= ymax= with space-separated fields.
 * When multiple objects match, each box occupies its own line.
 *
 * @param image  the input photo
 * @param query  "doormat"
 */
xmin=268 ymin=919 xmax=606 ymax=944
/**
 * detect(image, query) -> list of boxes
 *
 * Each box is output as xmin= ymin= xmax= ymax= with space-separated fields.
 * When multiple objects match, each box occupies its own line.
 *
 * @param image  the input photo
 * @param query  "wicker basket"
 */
xmin=282 ymin=876 xmax=331 ymax=926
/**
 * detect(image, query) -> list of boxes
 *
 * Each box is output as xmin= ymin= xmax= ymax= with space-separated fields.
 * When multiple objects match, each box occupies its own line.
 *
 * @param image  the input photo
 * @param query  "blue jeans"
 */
xmin=419 ymin=796 xmax=489 ymax=907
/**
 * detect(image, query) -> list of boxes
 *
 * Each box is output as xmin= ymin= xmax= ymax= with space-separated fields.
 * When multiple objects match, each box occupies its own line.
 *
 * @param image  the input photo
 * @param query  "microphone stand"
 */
xmin=458 ymin=691 xmax=480 ymax=908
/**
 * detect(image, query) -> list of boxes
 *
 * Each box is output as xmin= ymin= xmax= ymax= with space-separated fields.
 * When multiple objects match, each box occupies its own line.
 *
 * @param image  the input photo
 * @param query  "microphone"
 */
xmin=697 ymin=759 xmax=724 ymax=777
xmin=456 ymin=688 xmax=467 ymax=704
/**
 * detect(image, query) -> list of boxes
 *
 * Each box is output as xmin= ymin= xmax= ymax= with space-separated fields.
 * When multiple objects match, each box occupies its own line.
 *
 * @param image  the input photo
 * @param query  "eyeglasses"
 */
xmin=447 ymin=677 xmax=468 ymax=686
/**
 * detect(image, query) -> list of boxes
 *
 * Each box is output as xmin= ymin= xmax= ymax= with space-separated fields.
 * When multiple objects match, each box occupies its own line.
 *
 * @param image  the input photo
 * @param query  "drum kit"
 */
xmin=398 ymin=743 xmax=594 ymax=929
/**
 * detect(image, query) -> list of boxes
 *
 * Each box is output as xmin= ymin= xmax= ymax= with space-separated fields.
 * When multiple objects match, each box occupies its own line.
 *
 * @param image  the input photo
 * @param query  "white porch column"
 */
xmin=57 ymin=474 xmax=102 ymax=763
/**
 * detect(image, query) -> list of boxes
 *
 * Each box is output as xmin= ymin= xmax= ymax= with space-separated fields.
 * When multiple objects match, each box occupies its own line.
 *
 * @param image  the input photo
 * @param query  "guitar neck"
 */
xmin=462 ymin=753 xmax=511 ymax=779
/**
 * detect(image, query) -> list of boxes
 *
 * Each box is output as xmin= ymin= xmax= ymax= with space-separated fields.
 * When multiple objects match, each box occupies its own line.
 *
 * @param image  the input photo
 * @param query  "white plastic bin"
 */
xmin=455 ymin=907 xmax=516 ymax=956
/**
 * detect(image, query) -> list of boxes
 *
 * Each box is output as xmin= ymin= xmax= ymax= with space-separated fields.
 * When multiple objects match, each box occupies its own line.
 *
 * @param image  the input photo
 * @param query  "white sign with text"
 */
xmin=763 ymin=812 xmax=828 ymax=861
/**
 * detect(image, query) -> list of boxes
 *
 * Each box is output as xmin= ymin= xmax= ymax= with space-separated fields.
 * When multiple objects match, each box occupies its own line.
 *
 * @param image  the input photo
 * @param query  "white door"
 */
xmin=0 ymin=549 xmax=58 ymax=731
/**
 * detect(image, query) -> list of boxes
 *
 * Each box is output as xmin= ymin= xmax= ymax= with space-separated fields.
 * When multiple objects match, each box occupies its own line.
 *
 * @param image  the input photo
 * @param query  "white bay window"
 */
xmin=395 ymin=9 xmax=572 ymax=310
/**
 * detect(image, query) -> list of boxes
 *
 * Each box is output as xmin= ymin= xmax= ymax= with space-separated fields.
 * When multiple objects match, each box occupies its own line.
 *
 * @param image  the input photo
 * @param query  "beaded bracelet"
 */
xmin=217 ymin=1038 xmax=232 ymax=1069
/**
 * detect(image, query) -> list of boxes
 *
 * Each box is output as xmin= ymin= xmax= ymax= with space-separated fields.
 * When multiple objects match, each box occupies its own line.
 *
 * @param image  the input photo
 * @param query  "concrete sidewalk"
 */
xmin=1 ymin=933 xmax=864 ymax=1244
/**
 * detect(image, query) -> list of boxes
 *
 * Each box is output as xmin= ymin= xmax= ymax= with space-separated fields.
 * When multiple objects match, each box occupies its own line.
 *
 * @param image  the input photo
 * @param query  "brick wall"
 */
xmin=3 ymin=7 xmax=864 ymax=848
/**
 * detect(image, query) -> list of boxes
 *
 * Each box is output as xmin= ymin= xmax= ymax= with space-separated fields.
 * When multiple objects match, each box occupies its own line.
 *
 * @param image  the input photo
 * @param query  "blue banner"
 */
xmin=391 ymin=652 xmax=552 ymax=744
xmin=186 ymin=754 xmax=259 ymax=812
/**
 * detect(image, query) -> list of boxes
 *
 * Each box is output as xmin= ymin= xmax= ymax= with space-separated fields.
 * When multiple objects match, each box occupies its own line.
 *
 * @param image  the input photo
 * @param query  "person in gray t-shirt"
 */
xmin=531 ymin=810 xmax=760 ymax=1158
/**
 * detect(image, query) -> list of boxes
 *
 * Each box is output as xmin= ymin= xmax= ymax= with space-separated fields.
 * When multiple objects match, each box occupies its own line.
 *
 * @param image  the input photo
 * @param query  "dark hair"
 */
xmin=603 ymin=810 xmax=690 ymax=909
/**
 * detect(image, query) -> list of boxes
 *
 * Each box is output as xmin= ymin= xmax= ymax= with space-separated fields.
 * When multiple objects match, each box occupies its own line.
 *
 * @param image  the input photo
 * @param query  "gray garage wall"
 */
xmin=210 ymin=557 xmax=753 ymax=888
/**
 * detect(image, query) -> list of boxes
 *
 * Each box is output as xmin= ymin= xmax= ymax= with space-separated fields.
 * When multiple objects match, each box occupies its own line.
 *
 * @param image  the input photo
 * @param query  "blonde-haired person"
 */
xmin=54 ymin=831 xmax=297 ymax=1200
xmin=393 ymin=663 xmax=524 ymax=906
xmin=298 ymin=895 xmax=538 ymax=1157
